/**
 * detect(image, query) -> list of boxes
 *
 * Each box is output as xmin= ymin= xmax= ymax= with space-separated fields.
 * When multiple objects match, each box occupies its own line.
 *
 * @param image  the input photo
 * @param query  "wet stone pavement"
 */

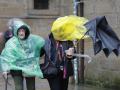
xmin=0 ymin=74 xmax=112 ymax=90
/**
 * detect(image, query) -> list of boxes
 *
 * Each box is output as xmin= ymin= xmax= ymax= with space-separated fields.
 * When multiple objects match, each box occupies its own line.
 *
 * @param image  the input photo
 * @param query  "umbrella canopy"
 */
xmin=85 ymin=16 xmax=120 ymax=57
xmin=51 ymin=15 xmax=89 ymax=41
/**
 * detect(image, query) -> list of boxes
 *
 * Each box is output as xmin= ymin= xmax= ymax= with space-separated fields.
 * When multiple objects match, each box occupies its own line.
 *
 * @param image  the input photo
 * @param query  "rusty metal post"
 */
xmin=72 ymin=0 xmax=80 ymax=84
xmin=77 ymin=0 xmax=85 ymax=84
xmin=79 ymin=0 xmax=85 ymax=84
xmin=72 ymin=0 xmax=85 ymax=84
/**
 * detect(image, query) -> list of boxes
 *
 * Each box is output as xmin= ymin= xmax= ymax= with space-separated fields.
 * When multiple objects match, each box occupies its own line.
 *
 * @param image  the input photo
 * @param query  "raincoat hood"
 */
xmin=12 ymin=19 xmax=30 ymax=39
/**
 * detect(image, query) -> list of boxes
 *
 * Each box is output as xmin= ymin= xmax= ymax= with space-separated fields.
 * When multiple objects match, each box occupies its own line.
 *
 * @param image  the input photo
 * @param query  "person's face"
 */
xmin=18 ymin=29 xmax=25 ymax=39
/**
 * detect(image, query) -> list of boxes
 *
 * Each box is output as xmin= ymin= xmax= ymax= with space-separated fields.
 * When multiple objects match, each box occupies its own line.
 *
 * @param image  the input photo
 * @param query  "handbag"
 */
xmin=40 ymin=38 xmax=60 ymax=79
xmin=40 ymin=59 xmax=58 ymax=79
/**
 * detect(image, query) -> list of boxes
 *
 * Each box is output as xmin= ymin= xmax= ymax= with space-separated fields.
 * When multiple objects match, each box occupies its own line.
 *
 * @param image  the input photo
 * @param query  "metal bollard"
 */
xmin=72 ymin=58 xmax=79 ymax=84
xmin=72 ymin=54 xmax=92 ymax=84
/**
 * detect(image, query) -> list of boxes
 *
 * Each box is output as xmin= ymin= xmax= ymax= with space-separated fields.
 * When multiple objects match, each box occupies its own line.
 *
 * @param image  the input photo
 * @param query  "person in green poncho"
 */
xmin=0 ymin=19 xmax=45 ymax=90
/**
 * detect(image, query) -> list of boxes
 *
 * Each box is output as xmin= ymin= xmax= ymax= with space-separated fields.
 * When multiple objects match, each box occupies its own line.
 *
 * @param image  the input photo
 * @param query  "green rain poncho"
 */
xmin=0 ymin=19 xmax=45 ymax=78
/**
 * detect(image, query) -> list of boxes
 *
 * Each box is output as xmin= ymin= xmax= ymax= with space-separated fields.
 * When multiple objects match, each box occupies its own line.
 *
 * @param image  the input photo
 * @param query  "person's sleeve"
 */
xmin=39 ymin=37 xmax=45 ymax=57
xmin=40 ymin=47 xmax=45 ymax=57
xmin=0 ymin=57 xmax=10 ymax=72
xmin=0 ymin=40 xmax=15 ymax=72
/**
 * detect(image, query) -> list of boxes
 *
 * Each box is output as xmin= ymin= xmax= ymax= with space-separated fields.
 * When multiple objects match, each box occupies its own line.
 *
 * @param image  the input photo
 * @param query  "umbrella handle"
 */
xmin=73 ymin=53 xmax=92 ymax=63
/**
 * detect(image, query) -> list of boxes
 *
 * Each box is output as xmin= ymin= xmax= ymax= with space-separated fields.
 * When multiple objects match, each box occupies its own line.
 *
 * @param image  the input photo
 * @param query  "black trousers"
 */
xmin=47 ymin=70 xmax=69 ymax=90
xmin=10 ymin=70 xmax=35 ymax=90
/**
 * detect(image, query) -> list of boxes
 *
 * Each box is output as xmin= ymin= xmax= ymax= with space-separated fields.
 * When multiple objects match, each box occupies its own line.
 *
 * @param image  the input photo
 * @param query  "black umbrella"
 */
xmin=84 ymin=16 xmax=120 ymax=57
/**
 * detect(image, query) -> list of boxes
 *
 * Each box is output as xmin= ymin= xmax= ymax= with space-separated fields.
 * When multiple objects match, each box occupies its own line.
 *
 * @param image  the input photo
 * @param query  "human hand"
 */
xmin=2 ymin=71 xmax=8 ymax=79
xmin=2 ymin=71 xmax=12 ymax=86
xmin=65 ymin=48 xmax=74 ymax=59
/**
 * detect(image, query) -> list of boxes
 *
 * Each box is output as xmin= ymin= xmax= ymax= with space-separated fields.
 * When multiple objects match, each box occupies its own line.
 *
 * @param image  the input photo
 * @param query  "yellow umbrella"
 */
xmin=51 ymin=15 xmax=89 ymax=41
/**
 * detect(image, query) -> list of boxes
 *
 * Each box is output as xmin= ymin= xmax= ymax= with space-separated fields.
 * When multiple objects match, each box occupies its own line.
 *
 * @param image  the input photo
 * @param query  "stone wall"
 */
xmin=0 ymin=0 xmax=120 ymax=88
xmin=0 ymin=0 xmax=74 ymax=37
xmin=83 ymin=0 xmax=120 ymax=88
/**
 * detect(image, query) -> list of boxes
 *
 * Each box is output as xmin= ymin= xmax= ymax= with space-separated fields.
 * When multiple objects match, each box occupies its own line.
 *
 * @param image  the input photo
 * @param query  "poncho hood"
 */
xmin=11 ymin=19 xmax=30 ymax=39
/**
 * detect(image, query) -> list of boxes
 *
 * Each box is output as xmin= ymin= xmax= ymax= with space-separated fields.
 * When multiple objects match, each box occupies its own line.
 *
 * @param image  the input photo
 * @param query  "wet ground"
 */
xmin=0 ymin=74 xmax=112 ymax=90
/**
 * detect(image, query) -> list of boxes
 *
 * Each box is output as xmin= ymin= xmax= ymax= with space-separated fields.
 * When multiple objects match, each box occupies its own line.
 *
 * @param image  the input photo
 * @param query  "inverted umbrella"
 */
xmin=85 ymin=16 xmax=120 ymax=57
xmin=51 ymin=15 xmax=89 ymax=41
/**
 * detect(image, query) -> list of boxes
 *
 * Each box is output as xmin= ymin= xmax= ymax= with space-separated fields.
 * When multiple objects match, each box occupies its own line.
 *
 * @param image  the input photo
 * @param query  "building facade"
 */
xmin=0 ymin=0 xmax=120 ymax=88
xmin=84 ymin=0 xmax=120 ymax=88
xmin=0 ymin=0 xmax=73 ymax=37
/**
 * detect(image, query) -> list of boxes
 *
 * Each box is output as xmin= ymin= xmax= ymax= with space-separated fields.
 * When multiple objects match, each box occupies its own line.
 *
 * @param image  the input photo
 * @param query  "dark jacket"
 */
xmin=43 ymin=33 xmax=74 ymax=78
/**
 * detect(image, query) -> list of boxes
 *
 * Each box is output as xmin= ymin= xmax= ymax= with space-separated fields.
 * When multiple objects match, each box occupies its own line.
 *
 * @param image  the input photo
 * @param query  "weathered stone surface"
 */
xmin=0 ymin=0 xmax=120 ymax=88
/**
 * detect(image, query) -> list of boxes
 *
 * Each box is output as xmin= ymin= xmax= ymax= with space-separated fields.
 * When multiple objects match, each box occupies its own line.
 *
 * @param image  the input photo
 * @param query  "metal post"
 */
xmin=73 ymin=0 xmax=79 ymax=84
xmin=79 ymin=0 xmax=85 ymax=84
xmin=75 ymin=0 xmax=85 ymax=84
xmin=73 ymin=0 xmax=85 ymax=84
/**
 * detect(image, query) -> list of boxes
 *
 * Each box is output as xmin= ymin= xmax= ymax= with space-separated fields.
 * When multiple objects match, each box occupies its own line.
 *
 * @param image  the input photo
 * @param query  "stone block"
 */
xmin=94 ymin=0 xmax=116 ymax=14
